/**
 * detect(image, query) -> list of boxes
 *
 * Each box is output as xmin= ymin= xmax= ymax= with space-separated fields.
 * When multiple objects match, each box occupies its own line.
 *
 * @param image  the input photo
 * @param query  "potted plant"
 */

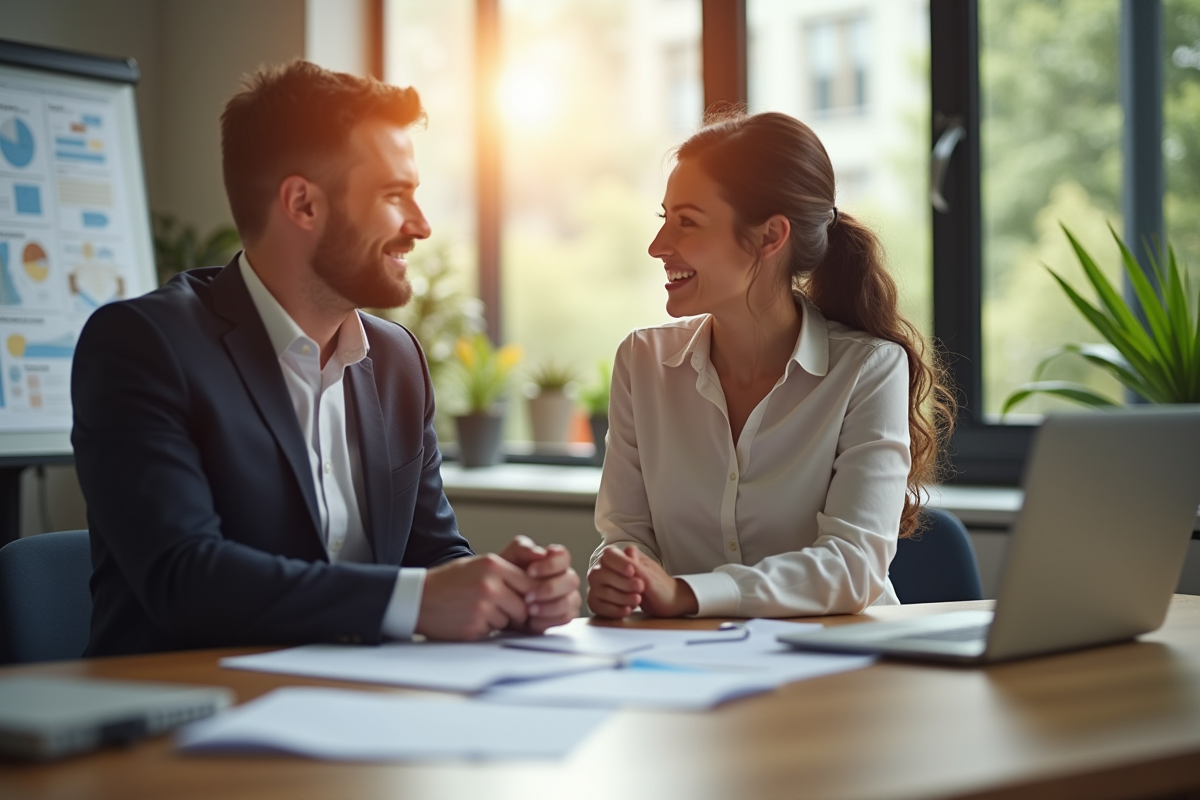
xmin=1002 ymin=223 xmax=1200 ymax=414
xmin=578 ymin=360 xmax=611 ymax=465
xmin=366 ymin=242 xmax=484 ymax=439
xmin=525 ymin=358 xmax=577 ymax=446
xmin=451 ymin=333 xmax=522 ymax=467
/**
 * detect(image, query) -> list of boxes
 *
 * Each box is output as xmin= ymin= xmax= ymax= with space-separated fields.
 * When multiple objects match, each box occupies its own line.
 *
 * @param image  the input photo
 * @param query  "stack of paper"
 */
xmin=195 ymin=618 xmax=878 ymax=759
xmin=220 ymin=639 xmax=612 ymax=692
xmin=178 ymin=687 xmax=609 ymax=760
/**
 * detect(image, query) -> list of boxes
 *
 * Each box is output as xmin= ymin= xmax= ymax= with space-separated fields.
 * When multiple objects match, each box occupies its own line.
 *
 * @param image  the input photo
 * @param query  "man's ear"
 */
xmin=759 ymin=214 xmax=791 ymax=260
xmin=277 ymin=175 xmax=326 ymax=234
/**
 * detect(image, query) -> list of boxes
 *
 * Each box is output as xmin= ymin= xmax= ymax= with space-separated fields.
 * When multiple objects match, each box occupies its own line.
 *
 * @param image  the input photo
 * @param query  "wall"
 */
xmin=156 ymin=0 xmax=306 ymax=233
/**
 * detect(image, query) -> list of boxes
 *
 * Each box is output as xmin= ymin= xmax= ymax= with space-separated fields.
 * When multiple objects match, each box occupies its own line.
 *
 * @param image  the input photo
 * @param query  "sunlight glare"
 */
xmin=495 ymin=68 xmax=559 ymax=128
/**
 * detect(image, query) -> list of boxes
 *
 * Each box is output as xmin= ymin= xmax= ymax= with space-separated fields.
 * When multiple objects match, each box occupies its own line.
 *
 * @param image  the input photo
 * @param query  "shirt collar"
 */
xmin=661 ymin=295 xmax=830 ymax=378
xmin=238 ymin=252 xmax=370 ymax=367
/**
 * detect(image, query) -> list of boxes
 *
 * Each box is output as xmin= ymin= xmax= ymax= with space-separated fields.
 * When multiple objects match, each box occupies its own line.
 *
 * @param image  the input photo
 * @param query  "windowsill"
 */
xmin=440 ymin=463 xmax=1025 ymax=528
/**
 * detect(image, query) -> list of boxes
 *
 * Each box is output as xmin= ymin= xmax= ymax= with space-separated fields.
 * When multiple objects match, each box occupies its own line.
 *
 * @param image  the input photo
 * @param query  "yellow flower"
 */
xmin=497 ymin=344 xmax=523 ymax=372
xmin=455 ymin=337 xmax=476 ymax=369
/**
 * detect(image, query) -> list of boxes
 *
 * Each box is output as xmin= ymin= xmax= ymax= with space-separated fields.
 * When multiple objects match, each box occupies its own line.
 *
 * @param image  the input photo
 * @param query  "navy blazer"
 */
xmin=71 ymin=258 xmax=473 ymax=656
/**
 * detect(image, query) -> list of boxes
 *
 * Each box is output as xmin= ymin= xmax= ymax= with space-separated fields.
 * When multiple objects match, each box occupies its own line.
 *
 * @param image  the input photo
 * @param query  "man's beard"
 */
xmin=311 ymin=204 xmax=414 ymax=310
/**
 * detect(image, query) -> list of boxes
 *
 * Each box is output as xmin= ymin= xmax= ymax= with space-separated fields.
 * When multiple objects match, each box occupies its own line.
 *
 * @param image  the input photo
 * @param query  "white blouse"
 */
xmin=592 ymin=297 xmax=910 ymax=617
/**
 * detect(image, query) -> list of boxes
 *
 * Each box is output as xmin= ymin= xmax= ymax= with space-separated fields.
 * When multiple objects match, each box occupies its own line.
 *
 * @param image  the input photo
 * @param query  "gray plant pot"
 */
xmin=454 ymin=412 xmax=505 ymax=468
xmin=589 ymin=414 xmax=609 ymax=466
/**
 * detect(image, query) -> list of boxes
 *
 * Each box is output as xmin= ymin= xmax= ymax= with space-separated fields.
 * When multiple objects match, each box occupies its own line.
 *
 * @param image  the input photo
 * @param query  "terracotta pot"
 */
xmin=589 ymin=414 xmax=609 ymax=466
xmin=454 ymin=412 xmax=505 ymax=468
xmin=527 ymin=388 xmax=574 ymax=444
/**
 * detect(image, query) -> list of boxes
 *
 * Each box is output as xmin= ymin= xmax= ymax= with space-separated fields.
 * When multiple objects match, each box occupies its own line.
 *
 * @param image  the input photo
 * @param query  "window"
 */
xmin=382 ymin=0 xmax=1194 ymax=480
xmin=801 ymin=14 xmax=872 ymax=116
xmin=933 ymin=0 xmax=1199 ymax=483
xmin=749 ymin=0 xmax=931 ymax=336
xmin=386 ymin=0 xmax=701 ymax=449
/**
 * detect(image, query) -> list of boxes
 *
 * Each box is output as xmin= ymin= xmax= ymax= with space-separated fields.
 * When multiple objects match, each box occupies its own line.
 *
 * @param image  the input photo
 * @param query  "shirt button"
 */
xmin=729 ymin=472 xmax=737 ymax=481
xmin=301 ymin=344 xmax=311 ymax=355
xmin=324 ymin=461 xmax=332 ymax=474
xmin=729 ymin=541 xmax=738 ymax=552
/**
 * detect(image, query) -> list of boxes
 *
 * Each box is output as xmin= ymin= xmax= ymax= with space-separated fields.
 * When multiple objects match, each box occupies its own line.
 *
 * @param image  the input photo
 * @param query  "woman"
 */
xmin=587 ymin=111 xmax=954 ymax=619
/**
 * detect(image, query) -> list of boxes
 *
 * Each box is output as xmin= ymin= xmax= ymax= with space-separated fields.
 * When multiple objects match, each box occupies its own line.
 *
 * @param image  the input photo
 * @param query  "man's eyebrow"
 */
xmin=381 ymin=179 xmax=417 ymax=191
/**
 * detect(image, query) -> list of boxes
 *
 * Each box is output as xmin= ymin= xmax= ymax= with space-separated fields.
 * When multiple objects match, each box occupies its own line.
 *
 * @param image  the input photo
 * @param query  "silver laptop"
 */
xmin=0 ymin=676 xmax=232 ymax=760
xmin=778 ymin=406 xmax=1200 ymax=664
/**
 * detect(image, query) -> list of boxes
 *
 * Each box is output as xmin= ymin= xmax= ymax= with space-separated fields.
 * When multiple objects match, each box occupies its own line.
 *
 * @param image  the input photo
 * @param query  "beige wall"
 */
xmin=156 ymin=0 xmax=306 ymax=233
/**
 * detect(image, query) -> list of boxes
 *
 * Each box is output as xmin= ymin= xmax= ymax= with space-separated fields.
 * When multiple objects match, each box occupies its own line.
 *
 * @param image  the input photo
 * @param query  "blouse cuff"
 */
xmin=678 ymin=571 xmax=741 ymax=617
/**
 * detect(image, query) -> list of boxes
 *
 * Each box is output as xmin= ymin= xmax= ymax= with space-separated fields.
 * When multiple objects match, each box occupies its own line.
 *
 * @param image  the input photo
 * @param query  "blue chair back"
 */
xmin=0 ymin=529 xmax=92 ymax=664
xmin=889 ymin=508 xmax=983 ymax=603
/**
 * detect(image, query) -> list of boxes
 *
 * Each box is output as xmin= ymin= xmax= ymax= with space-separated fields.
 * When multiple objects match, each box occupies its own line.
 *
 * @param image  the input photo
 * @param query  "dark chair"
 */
xmin=889 ymin=508 xmax=983 ymax=603
xmin=0 ymin=529 xmax=92 ymax=664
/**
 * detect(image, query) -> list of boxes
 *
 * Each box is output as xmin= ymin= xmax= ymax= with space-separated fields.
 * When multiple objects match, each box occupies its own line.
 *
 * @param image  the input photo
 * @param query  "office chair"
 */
xmin=889 ymin=508 xmax=984 ymax=603
xmin=0 ymin=529 xmax=92 ymax=664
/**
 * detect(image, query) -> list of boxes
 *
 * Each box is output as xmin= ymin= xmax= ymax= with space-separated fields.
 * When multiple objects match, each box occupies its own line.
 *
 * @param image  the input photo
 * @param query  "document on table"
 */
xmin=220 ymin=640 xmax=612 ymax=693
xmin=502 ymin=617 xmax=748 ymax=656
xmin=177 ymin=687 xmax=609 ymax=761
xmin=630 ymin=619 xmax=876 ymax=684
xmin=483 ymin=620 xmax=876 ymax=710
xmin=482 ymin=666 xmax=779 ymax=711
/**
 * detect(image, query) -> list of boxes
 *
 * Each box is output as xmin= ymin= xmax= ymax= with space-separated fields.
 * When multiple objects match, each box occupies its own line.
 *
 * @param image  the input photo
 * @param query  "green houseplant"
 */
xmin=152 ymin=212 xmax=241 ymax=286
xmin=578 ymin=360 xmax=612 ymax=464
xmin=452 ymin=333 xmax=522 ymax=467
xmin=367 ymin=243 xmax=484 ymax=439
xmin=1002 ymin=224 xmax=1200 ymax=414
xmin=525 ymin=358 xmax=578 ymax=446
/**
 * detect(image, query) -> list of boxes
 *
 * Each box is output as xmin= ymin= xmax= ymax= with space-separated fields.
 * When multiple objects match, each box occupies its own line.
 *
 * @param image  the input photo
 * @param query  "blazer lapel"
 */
xmin=209 ymin=259 xmax=323 ymax=539
xmin=345 ymin=357 xmax=394 ymax=564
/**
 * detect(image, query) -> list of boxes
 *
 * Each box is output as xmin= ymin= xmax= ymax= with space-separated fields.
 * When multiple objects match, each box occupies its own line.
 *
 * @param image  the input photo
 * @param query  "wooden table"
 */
xmin=4 ymin=597 xmax=1200 ymax=800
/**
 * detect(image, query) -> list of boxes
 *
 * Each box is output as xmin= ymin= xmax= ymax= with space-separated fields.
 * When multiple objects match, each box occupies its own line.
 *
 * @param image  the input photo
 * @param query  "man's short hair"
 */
xmin=221 ymin=60 xmax=425 ymax=243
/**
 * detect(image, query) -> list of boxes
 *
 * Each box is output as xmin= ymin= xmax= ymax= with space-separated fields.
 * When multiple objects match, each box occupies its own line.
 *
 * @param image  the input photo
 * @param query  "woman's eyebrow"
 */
xmin=663 ymin=202 xmax=706 ymax=214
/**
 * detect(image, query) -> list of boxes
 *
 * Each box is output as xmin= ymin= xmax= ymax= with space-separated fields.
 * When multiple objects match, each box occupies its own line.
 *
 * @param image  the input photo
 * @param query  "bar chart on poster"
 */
xmin=0 ymin=40 xmax=155 ymax=459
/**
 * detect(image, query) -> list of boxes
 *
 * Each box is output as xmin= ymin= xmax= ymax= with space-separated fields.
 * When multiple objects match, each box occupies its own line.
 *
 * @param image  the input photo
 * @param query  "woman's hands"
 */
xmin=586 ymin=545 xmax=699 ymax=619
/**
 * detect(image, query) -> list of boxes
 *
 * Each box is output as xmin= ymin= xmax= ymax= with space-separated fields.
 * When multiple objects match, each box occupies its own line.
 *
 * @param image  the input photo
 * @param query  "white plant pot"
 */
xmin=527 ymin=388 xmax=574 ymax=444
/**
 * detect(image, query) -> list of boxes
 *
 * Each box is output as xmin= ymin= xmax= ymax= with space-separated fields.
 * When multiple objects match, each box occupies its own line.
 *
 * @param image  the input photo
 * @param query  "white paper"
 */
xmin=482 ymin=666 xmax=779 ymax=711
xmin=220 ymin=640 xmax=612 ymax=693
xmin=502 ymin=617 xmax=748 ymax=656
xmin=628 ymin=619 xmax=876 ymax=684
xmin=177 ymin=687 xmax=609 ymax=761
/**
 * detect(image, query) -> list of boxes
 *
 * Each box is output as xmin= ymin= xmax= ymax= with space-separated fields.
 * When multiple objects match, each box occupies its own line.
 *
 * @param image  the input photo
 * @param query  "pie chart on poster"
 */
xmin=22 ymin=242 xmax=50 ymax=282
xmin=0 ymin=117 xmax=35 ymax=169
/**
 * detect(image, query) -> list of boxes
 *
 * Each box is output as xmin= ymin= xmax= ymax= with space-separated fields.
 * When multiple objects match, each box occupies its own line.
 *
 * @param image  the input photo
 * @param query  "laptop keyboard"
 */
xmin=892 ymin=624 xmax=990 ymax=643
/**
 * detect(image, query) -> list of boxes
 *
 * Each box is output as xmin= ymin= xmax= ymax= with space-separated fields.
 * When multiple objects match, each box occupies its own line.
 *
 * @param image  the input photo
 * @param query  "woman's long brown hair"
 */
xmin=677 ymin=111 xmax=957 ymax=538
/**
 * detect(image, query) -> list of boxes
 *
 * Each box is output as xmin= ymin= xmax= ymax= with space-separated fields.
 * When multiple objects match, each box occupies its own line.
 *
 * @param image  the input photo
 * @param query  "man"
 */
xmin=71 ymin=61 xmax=579 ymax=656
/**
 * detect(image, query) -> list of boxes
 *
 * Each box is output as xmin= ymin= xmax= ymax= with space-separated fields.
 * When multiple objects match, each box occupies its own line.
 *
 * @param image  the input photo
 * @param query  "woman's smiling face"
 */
xmin=648 ymin=158 xmax=760 ymax=319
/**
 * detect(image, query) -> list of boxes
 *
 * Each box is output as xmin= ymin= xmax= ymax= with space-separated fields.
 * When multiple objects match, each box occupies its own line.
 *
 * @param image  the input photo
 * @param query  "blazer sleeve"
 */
xmin=72 ymin=301 xmax=401 ymax=648
xmin=392 ymin=326 xmax=474 ymax=568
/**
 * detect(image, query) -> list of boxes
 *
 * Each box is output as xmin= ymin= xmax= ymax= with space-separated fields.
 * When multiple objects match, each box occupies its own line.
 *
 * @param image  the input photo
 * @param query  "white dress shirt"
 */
xmin=239 ymin=254 xmax=424 ymax=638
xmin=592 ymin=296 xmax=909 ymax=617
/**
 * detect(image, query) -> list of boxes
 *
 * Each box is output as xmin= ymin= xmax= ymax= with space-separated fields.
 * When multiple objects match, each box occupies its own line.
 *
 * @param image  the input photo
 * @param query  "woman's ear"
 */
xmin=759 ymin=214 xmax=791 ymax=260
